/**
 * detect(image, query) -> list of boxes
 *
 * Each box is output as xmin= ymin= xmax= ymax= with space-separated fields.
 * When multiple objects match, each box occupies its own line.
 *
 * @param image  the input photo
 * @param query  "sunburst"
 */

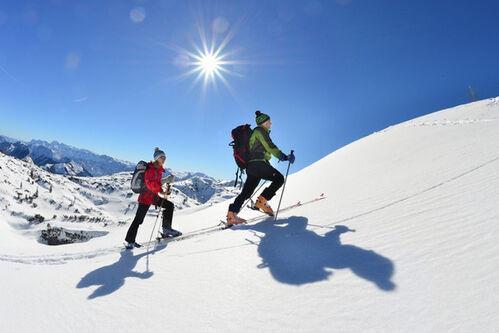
xmin=191 ymin=49 xmax=225 ymax=84
xmin=175 ymin=22 xmax=243 ymax=95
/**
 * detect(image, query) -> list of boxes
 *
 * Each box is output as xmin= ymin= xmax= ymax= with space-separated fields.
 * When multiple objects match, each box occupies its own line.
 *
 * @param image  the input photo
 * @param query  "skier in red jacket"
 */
xmin=125 ymin=147 xmax=181 ymax=249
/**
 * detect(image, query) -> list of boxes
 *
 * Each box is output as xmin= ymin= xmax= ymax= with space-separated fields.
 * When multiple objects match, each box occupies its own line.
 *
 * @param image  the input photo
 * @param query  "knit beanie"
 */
xmin=153 ymin=147 xmax=166 ymax=161
xmin=255 ymin=110 xmax=270 ymax=125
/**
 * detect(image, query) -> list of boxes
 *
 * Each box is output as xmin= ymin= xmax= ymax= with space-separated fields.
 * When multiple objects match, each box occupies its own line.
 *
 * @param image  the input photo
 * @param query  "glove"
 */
xmin=161 ymin=174 xmax=175 ymax=185
xmin=278 ymin=152 xmax=288 ymax=162
xmin=287 ymin=152 xmax=295 ymax=164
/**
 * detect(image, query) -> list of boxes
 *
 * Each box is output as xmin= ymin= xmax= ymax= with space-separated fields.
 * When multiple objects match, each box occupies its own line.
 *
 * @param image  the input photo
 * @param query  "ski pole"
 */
xmin=242 ymin=180 xmax=267 ymax=211
xmin=148 ymin=195 xmax=165 ymax=244
xmin=146 ymin=194 xmax=166 ymax=272
xmin=274 ymin=150 xmax=294 ymax=221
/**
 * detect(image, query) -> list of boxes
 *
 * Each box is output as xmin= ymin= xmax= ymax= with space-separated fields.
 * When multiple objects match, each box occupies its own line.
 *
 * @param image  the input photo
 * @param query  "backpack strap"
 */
xmin=234 ymin=167 xmax=244 ymax=189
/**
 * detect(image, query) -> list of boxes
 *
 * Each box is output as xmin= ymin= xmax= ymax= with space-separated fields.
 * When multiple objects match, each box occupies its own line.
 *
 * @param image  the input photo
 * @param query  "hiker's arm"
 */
xmin=256 ymin=129 xmax=282 ymax=158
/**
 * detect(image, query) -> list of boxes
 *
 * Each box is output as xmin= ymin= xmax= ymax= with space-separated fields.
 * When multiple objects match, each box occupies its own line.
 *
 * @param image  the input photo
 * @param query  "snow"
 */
xmin=2 ymin=97 xmax=499 ymax=332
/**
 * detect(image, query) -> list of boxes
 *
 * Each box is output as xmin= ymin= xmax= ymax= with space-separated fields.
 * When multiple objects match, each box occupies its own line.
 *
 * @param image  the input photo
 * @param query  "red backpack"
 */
xmin=229 ymin=124 xmax=253 ymax=187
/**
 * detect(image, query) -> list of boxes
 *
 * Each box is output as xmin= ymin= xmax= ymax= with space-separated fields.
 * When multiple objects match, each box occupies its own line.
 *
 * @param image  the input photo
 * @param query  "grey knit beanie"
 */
xmin=153 ymin=147 xmax=166 ymax=161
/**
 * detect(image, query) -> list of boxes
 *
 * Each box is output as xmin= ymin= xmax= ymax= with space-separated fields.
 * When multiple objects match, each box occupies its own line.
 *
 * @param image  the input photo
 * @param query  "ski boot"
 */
xmin=124 ymin=241 xmax=142 ymax=250
xmin=159 ymin=228 xmax=182 ymax=238
xmin=227 ymin=211 xmax=246 ymax=226
xmin=254 ymin=195 xmax=274 ymax=216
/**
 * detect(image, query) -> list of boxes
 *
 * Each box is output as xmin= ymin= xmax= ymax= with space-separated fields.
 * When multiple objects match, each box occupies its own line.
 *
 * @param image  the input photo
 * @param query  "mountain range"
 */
xmin=0 ymin=135 xmax=238 ymax=206
xmin=0 ymin=135 xmax=133 ymax=177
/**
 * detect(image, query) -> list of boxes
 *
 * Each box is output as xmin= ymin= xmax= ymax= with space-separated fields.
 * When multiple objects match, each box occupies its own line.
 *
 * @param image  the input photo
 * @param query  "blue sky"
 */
xmin=1 ymin=0 xmax=498 ymax=179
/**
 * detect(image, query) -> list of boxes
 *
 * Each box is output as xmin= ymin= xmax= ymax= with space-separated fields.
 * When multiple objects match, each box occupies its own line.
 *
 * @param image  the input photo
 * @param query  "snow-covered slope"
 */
xmin=1 ymin=97 xmax=499 ymax=332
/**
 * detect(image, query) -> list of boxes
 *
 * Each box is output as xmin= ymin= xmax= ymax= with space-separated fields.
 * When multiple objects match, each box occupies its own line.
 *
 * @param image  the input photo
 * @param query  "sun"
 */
xmin=186 ymin=44 xmax=231 ymax=91
xmin=171 ymin=22 xmax=243 ymax=95
xmin=199 ymin=53 xmax=221 ymax=74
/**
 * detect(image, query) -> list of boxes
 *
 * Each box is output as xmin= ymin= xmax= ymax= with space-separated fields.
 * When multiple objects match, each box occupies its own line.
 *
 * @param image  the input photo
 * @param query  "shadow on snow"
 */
xmin=76 ymin=216 xmax=395 ymax=297
xmin=238 ymin=216 xmax=396 ymax=291
xmin=77 ymin=243 xmax=166 ymax=299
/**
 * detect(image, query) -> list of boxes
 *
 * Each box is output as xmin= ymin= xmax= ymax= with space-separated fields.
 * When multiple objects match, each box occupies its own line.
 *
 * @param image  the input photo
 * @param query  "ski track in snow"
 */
xmin=0 ymin=226 xmax=230 ymax=265
xmin=402 ymin=118 xmax=499 ymax=128
xmin=319 ymin=153 xmax=499 ymax=228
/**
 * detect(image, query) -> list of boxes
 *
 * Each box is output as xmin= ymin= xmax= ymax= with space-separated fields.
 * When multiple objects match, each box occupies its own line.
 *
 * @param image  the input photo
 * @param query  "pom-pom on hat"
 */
xmin=153 ymin=147 xmax=166 ymax=161
xmin=255 ymin=110 xmax=270 ymax=125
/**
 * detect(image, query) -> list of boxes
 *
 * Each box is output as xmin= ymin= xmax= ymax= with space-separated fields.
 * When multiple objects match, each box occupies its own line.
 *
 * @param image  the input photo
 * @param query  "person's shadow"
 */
xmin=77 ymin=244 xmax=166 ymax=299
xmin=239 ymin=216 xmax=396 ymax=291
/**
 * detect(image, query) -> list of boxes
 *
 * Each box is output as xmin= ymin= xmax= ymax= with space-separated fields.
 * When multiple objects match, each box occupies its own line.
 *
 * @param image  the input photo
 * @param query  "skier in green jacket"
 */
xmin=227 ymin=110 xmax=295 ymax=225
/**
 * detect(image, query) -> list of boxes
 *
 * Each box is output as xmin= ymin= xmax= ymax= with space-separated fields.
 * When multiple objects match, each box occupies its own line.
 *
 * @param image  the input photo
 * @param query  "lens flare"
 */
xmin=130 ymin=7 xmax=146 ymax=23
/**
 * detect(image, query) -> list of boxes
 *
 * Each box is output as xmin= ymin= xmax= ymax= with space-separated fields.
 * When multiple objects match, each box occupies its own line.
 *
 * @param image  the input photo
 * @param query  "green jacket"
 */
xmin=249 ymin=125 xmax=282 ymax=163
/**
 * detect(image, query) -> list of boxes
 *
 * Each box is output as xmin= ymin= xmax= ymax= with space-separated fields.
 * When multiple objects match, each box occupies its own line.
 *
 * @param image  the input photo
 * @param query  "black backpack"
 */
xmin=229 ymin=124 xmax=253 ymax=187
xmin=130 ymin=161 xmax=150 ymax=194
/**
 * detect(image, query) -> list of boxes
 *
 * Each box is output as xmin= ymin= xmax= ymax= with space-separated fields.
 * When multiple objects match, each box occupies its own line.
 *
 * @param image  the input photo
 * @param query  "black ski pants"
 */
xmin=125 ymin=197 xmax=174 ymax=243
xmin=229 ymin=161 xmax=284 ymax=214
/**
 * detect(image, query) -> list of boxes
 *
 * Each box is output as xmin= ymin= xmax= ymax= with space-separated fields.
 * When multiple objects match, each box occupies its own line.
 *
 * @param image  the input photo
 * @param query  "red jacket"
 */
xmin=138 ymin=162 xmax=164 ymax=205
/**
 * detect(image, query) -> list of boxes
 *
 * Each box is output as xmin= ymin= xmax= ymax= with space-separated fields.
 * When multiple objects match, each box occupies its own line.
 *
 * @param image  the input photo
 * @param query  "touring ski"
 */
xmin=134 ymin=194 xmax=325 ymax=249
